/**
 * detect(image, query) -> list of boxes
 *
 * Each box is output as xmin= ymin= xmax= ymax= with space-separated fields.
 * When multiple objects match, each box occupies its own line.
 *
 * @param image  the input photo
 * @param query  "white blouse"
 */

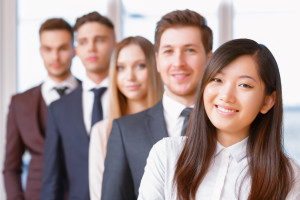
xmin=138 ymin=136 xmax=300 ymax=200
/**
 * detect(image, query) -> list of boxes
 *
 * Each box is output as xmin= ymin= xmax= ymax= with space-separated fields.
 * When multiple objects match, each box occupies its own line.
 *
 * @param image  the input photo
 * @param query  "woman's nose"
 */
xmin=219 ymin=84 xmax=236 ymax=103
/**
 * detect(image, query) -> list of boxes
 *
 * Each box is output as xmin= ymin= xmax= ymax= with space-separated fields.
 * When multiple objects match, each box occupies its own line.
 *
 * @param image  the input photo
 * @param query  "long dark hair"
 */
xmin=174 ymin=38 xmax=294 ymax=200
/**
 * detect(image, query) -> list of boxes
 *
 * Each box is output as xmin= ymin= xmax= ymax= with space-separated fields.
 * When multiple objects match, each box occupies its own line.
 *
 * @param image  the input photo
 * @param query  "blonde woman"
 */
xmin=88 ymin=36 xmax=164 ymax=200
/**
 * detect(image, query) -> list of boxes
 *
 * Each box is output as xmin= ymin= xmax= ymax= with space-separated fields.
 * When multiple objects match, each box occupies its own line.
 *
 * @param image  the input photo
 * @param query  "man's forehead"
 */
xmin=76 ymin=33 xmax=107 ymax=40
xmin=159 ymin=27 xmax=202 ymax=45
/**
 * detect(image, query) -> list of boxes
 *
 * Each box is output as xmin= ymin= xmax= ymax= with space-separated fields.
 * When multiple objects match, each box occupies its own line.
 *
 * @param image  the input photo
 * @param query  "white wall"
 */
xmin=0 ymin=0 xmax=17 ymax=199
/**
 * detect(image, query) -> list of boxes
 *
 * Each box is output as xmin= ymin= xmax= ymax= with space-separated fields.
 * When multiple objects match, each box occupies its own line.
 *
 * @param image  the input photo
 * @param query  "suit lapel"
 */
xmin=66 ymin=85 xmax=89 ymax=141
xmin=144 ymin=101 xmax=168 ymax=145
xmin=21 ymin=85 xmax=45 ymax=141
xmin=38 ymin=87 xmax=47 ymax=136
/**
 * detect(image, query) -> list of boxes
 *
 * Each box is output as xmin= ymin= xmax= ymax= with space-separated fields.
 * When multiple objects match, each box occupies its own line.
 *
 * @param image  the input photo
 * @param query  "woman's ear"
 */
xmin=260 ymin=91 xmax=276 ymax=114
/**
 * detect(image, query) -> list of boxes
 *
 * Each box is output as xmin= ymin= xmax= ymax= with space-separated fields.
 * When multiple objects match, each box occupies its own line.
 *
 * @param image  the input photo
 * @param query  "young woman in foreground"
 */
xmin=89 ymin=36 xmax=164 ymax=200
xmin=138 ymin=38 xmax=300 ymax=200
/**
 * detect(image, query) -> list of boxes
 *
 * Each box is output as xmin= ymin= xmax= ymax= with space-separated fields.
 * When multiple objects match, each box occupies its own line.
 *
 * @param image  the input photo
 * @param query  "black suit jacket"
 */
xmin=102 ymin=100 xmax=168 ymax=199
xmin=41 ymin=85 xmax=90 ymax=200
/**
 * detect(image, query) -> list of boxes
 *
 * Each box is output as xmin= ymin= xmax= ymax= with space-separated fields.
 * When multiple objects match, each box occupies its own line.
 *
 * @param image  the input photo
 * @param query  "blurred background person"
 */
xmin=89 ymin=36 xmax=164 ymax=200
xmin=41 ymin=11 xmax=116 ymax=200
xmin=3 ymin=18 xmax=79 ymax=200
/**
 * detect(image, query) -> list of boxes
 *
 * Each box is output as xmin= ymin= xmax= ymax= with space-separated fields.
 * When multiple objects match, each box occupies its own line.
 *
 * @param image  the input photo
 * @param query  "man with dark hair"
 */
xmin=3 ymin=17 xmax=79 ymax=200
xmin=41 ymin=11 xmax=115 ymax=200
xmin=102 ymin=9 xmax=213 ymax=199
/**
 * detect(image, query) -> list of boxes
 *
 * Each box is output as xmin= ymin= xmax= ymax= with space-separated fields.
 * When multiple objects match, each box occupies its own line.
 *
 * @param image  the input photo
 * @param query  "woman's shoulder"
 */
xmin=287 ymin=158 xmax=300 ymax=199
xmin=153 ymin=136 xmax=186 ymax=155
xmin=288 ymin=158 xmax=300 ymax=175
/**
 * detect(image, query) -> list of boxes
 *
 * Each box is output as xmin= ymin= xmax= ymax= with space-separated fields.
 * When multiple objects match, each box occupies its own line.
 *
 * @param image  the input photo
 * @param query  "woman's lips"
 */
xmin=87 ymin=56 xmax=98 ymax=62
xmin=125 ymin=85 xmax=140 ymax=91
xmin=216 ymin=105 xmax=239 ymax=115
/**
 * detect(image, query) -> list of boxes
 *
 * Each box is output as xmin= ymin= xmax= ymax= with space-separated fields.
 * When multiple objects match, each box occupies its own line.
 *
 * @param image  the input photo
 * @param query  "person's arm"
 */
xmin=3 ymin=97 xmax=25 ymax=199
xmin=101 ymin=119 xmax=136 ymax=200
xmin=41 ymin=104 xmax=65 ymax=200
xmin=138 ymin=140 xmax=166 ymax=200
xmin=89 ymin=121 xmax=107 ymax=200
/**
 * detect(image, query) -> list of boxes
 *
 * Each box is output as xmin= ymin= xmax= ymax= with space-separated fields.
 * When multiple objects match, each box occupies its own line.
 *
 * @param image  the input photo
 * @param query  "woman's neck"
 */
xmin=126 ymin=99 xmax=148 ymax=115
xmin=217 ymin=130 xmax=249 ymax=147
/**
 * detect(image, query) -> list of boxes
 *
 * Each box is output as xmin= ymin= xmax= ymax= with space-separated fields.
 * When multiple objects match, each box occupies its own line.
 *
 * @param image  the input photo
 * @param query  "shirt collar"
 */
xmin=43 ymin=74 xmax=79 ymax=93
xmin=215 ymin=137 xmax=248 ymax=163
xmin=82 ymin=76 xmax=109 ymax=92
xmin=162 ymin=92 xmax=194 ymax=120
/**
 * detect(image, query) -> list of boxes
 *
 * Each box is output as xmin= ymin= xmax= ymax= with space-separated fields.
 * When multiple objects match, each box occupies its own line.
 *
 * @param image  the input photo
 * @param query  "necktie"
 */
xmin=180 ymin=107 xmax=193 ymax=136
xmin=91 ymin=87 xmax=107 ymax=127
xmin=54 ymin=86 xmax=69 ymax=97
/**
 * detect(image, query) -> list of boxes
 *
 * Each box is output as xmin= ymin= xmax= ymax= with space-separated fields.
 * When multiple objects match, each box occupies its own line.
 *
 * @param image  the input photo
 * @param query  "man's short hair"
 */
xmin=39 ymin=18 xmax=73 ymax=41
xmin=73 ymin=11 xmax=114 ymax=32
xmin=154 ymin=9 xmax=213 ymax=53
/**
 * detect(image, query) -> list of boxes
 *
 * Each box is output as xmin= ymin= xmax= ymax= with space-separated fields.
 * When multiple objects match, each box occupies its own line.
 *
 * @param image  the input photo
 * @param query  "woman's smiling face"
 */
xmin=203 ymin=55 xmax=275 ymax=146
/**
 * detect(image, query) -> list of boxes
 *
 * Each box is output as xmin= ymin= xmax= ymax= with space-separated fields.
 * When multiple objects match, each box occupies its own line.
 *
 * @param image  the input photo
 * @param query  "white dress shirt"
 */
xmin=82 ymin=77 xmax=109 ymax=133
xmin=41 ymin=75 xmax=79 ymax=106
xmin=89 ymin=119 xmax=109 ymax=200
xmin=138 ymin=137 xmax=300 ymax=200
xmin=162 ymin=92 xmax=194 ymax=137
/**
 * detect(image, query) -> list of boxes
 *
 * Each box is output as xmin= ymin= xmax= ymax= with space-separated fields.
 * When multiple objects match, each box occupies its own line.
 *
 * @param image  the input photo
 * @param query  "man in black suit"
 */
xmin=41 ymin=12 xmax=115 ymax=200
xmin=101 ymin=9 xmax=213 ymax=199
xmin=3 ymin=18 xmax=80 ymax=200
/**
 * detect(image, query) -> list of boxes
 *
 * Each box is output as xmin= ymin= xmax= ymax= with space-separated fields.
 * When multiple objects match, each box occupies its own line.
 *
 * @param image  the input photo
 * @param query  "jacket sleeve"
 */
xmin=3 ymin=97 xmax=25 ymax=200
xmin=101 ymin=119 xmax=136 ymax=200
xmin=41 ymin=103 xmax=66 ymax=200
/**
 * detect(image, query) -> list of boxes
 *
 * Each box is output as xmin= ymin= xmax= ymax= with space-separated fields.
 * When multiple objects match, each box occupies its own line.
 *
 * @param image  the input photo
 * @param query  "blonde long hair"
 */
xmin=107 ymin=36 xmax=164 ymax=135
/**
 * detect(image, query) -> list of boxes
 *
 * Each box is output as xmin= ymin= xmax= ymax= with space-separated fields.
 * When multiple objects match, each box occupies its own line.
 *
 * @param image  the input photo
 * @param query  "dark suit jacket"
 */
xmin=3 ymin=85 xmax=47 ymax=200
xmin=101 ymin=101 xmax=168 ymax=200
xmin=41 ymin=85 xmax=90 ymax=200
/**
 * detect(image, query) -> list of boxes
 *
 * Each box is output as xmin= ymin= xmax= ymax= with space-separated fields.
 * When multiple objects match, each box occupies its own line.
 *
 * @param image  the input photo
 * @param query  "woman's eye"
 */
xmin=239 ymin=83 xmax=253 ymax=88
xmin=212 ymin=78 xmax=222 ymax=82
xmin=136 ymin=64 xmax=146 ymax=69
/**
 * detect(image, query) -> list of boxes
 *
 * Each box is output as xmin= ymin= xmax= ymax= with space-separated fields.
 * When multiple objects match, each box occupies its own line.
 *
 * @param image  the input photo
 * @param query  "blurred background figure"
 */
xmin=41 ymin=11 xmax=115 ymax=200
xmin=3 ymin=18 xmax=79 ymax=200
xmin=89 ymin=36 xmax=164 ymax=200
